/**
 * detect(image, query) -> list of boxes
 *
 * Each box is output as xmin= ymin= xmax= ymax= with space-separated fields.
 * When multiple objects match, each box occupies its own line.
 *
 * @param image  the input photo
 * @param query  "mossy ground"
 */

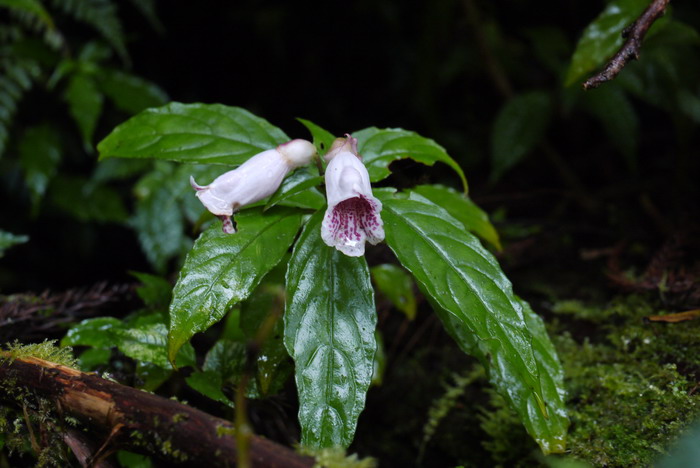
xmin=353 ymin=293 xmax=700 ymax=467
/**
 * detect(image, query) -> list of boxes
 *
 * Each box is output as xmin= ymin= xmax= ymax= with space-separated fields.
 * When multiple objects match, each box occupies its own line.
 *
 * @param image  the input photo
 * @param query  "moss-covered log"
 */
xmin=0 ymin=354 xmax=314 ymax=467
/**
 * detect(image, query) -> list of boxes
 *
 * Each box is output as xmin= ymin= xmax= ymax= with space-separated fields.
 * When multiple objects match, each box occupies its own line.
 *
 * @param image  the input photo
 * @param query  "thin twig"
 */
xmin=583 ymin=0 xmax=671 ymax=89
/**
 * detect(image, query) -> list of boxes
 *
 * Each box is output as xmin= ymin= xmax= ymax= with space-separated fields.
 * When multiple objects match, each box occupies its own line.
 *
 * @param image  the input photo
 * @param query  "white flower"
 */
xmin=321 ymin=136 xmax=384 ymax=257
xmin=191 ymin=139 xmax=316 ymax=233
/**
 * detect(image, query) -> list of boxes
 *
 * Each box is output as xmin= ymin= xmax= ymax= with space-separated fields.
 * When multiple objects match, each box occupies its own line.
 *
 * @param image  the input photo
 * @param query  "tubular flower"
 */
xmin=321 ymin=136 xmax=384 ymax=257
xmin=190 ymin=139 xmax=316 ymax=233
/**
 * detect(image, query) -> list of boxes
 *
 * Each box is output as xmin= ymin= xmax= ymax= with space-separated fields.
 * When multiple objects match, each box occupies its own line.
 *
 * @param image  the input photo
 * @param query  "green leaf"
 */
xmin=371 ymin=331 xmax=386 ymax=386
xmin=98 ymin=103 xmax=289 ymax=165
xmin=565 ymin=0 xmax=655 ymax=86
xmin=0 ymin=230 xmax=28 ymax=258
xmin=378 ymin=191 xmax=566 ymax=452
xmin=284 ymin=211 xmax=377 ymax=448
xmin=117 ymin=451 xmax=153 ymax=468
xmin=18 ymin=125 xmax=61 ymax=210
xmin=264 ymin=168 xmax=324 ymax=211
xmin=298 ymin=118 xmax=336 ymax=156
xmin=351 ymin=127 xmax=468 ymax=192
xmin=168 ymin=208 xmax=302 ymax=363
xmin=130 ymin=271 xmax=172 ymax=310
xmin=186 ymin=370 xmax=234 ymax=407
xmin=203 ymin=339 xmax=246 ymax=378
xmin=656 ymin=421 xmax=700 ymax=468
xmin=517 ymin=298 xmax=569 ymax=453
xmin=97 ymin=69 xmax=168 ymax=114
xmin=412 ymin=184 xmax=502 ymax=251
xmin=116 ymin=321 xmax=195 ymax=369
xmin=62 ymin=317 xmax=123 ymax=348
xmin=491 ymin=91 xmax=551 ymax=181
xmin=48 ymin=175 xmax=129 ymax=223
xmin=370 ymin=264 xmax=417 ymax=320
xmin=239 ymin=274 xmax=289 ymax=396
xmin=130 ymin=182 xmax=186 ymax=273
xmin=77 ymin=348 xmax=111 ymax=371
xmin=64 ymin=72 xmax=104 ymax=151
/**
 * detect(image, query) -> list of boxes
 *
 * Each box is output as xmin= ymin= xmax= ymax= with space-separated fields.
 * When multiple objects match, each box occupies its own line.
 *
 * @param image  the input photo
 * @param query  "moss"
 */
xmin=3 ymin=340 xmax=78 ymax=368
xmin=297 ymin=446 xmax=377 ymax=468
xmin=215 ymin=423 xmax=236 ymax=438
xmin=478 ymin=389 xmax=544 ymax=468
xmin=466 ymin=294 xmax=700 ymax=467
xmin=171 ymin=412 xmax=189 ymax=423
xmin=551 ymin=295 xmax=700 ymax=466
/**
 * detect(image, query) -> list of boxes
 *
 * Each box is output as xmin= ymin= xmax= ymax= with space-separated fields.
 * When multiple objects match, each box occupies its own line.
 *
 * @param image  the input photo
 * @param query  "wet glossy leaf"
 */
xmin=168 ymin=208 xmax=302 ymax=362
xmin=565 ymin=0 xmax=655 ymax=86
xmin=98 ymin=102 xmax=289 ymax=165
xmin=491 ymin=91 xmax=551 ymax=181
xmin=64 ymin=72 xmax=103 ymax=151
xmin=517 ymin=298 xmax=569 ymax=453
xmin=351 ymin=127 xmax=468 ymax=192
xmin=284 ymin=211 xmax=377 ymax=448
xmin=62 ymin=317 xmax=123 ymax=348
xmin=116 ymin=322 xmax=196 ymax=369
xmin=370 ymin=264 xmax=417 ymax=320
xmin=378 ymin=192 xmax=563 ymax=450
xmin=412 ymin=184 xmax=502 ymax=251
xmin=298 ymin=118 xmax=336 ymax=157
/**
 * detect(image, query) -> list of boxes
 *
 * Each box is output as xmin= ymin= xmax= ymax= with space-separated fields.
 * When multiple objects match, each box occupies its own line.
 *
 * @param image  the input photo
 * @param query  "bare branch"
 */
xmin=0 ymin=354 xmax=314 ymax=468
xmin=583 ymin=0 xmax=671 ymax=90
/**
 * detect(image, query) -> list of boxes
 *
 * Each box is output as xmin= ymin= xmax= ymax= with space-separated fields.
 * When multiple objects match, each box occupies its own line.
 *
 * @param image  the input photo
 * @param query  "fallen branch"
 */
xmin=0 ymin=354 xmax=314 ymax=467
xmin=583 ymin=0 xmax=670 ymax=89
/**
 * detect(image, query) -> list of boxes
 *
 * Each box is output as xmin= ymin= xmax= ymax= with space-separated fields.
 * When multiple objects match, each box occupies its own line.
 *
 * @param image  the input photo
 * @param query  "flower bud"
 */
xmin=191 ymin=139 xmax=316 ymax=233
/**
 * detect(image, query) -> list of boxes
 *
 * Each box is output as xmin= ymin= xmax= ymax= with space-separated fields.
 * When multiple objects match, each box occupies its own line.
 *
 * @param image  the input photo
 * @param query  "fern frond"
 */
xmin=0 ymin=0 xmax=63 ymax=50
xmin=50 ymin=0 xmax=128 ymax=64
xmin=0 ymin=56 xmax=41 ymax=156
xmin=0 ymin=0 xmax=54 ymax=29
